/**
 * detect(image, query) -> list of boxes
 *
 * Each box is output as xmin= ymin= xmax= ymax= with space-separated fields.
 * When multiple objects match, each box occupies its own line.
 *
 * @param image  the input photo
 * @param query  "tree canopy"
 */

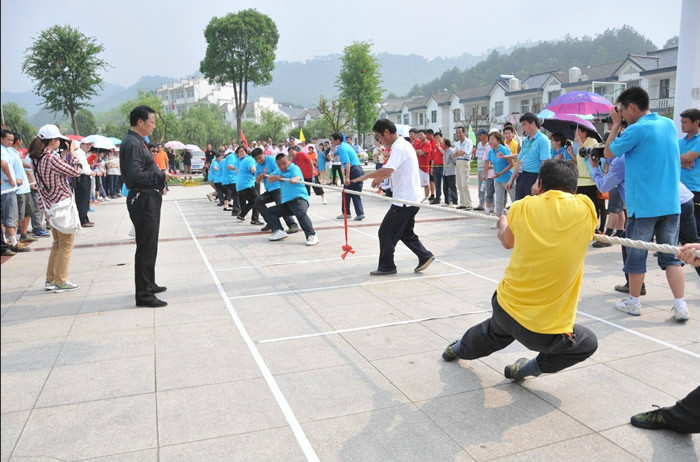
xmin=2 ymin=103 xmax=37 ymax=146
xmin=22 ymin=25 xmax=108 ymax=135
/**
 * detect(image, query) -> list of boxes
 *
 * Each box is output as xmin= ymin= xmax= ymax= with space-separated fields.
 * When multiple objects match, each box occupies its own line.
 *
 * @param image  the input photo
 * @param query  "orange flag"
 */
xmin=240 ymin=130 xmax=248 ymax=149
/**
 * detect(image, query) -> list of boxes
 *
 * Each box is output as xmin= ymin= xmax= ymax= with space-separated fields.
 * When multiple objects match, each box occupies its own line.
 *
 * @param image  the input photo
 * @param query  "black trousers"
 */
xmin=331 ymin=165 xmax=344 ymax=185
xmin=255 ymin=189 xmax=295 ymax=227
xmin=304 ymin=177 xmax=324 ymax=196
xmin=264 ymin=198 xmax=315 ymax=238
xmin=515 ymin=171 xmax=539 ymax=201
xmin=377 ymin=205 xmax=432 ymax=271
xmin=693 ymin=191 xmax=700 ymax=236
xmin=237 ymin=187 xmax=259 ymax=220
xmin=223 ymin=184 xmax=241 ymax=214
xmin=443 ymin=175 xmax=457 ymax=205
xmin=74 ymin=174 xmax=92 ymax=224
xmin=577 ymin=185 xmax=606 ymax=230
xmin=342 ymin=165 xmax=365 ymax=216
xmin=126 ymin=189 xmax=162 ymax=303
xmin=456 ymin=292 xmax=598 ymax=373
xmin=660 ymin=386 xmax=700 ymax=433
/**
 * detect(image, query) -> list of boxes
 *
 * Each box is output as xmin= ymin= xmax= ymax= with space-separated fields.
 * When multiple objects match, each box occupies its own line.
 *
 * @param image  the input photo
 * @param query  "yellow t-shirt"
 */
xmin=497 ymin=190 xmax=597 ymax=334
xmin=575 ymin=137 xmax=598 ymax=187
xmin=506 ymin=139 xmax=519 ymax=155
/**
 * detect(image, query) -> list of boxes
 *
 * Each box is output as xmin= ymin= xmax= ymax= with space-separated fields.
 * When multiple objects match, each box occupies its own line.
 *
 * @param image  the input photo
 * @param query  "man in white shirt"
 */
xmin=73 ymin=139 xmax=96 ymax=227
xmin=352 ymin=119 xmax=435 ymax=275
xmin=454 ymin=126 xmax=474 ymax=210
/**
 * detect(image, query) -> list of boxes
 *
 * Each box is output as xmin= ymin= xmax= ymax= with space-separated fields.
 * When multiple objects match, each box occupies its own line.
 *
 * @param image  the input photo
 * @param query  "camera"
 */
xmin=579 ymin=143 xmax=606 ymax=159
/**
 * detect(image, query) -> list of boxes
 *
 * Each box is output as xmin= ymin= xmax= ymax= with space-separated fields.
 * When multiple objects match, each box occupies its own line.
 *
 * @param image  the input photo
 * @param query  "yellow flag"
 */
xmin=299 ymin=128 xmax=306 ymax=142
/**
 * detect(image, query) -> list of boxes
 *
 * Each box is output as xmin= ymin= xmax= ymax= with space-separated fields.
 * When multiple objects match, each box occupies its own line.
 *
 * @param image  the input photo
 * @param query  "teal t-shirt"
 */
xmin=236 ymin=155 xmax=257 ymax=190
xmin=271 ymin=164 xmax=309 ymax=204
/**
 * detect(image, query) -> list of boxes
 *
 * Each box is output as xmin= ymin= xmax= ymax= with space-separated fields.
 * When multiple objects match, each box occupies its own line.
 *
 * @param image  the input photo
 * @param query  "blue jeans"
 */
xmin=433 ymin=166 xmax=443 ymax=201
xmin=624 ymin=213 xmax=681 ymax=273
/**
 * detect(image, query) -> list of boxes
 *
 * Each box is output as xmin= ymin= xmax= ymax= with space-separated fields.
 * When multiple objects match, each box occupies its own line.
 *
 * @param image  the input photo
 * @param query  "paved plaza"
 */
xmin=1 ymin=182 xmax=699 ymax=462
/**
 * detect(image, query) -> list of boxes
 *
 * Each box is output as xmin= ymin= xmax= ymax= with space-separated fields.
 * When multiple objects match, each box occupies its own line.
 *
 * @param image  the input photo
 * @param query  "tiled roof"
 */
xmin=456 ymin=84 xmax=493 ymax=102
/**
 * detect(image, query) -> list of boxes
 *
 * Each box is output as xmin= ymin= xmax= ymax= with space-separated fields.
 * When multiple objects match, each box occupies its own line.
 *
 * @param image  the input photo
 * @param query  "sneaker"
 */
xmin=88 ymin=207 xmax=95 ymax=212
xmin=10 ymin=243 xmax=29 ymax=253
xmin=615 ymin=299 xmax=642 ymax=316
xmin=592 ymin=240 xmax=612 ymax=248
xmin=504 ymin=357 xmax=530 ymax=381
xmin=490 ymin=222 xmax=498 ymax=229
xmin=54 ymin=281 xmax=80 ymax=293
xmin=630 ymin=407 xmax=672 ymax=430
xmin=250 ymin=220 xmax=264 ymax=226
xmin=672 ymin=303 xmax=689 ymax=321
xmin=33 ymin=230 xmax=50 ymax=238
xmin=337 ymin=214 xmax=350 ymax=220
xmin=474 ymin=206 xmax=485 ymax=211
xmin=456 ymin=206 xmax=467 ymax=210
xmin=306 ymin=234 xmax=319 ymax=246
xmin=322 ymin=197 xmax=328 ymax=205
xmin=260 ymin=224 xmax=271 ymax=232
xmin=223 ymin=207 xmax=232 ymax=211
xmin=287 ymin=224 xmax=299 ymax=234
xmin=353 ymin=214 xmax=365 ymax=221
xmin=614 ymin=283 xmax=647 ymax=296
xmin=1 ymin=248 xmax=16 ymax=257
xmin=44 ymin=281 xmax=56 ymax=291
xmin=207 ymin=192 xmax=214 ymax=202
xmin=20 ymin=234 xmax=38 ymax=243
xmin=236 ymin=216 xmax=246 ymax=222
xmin=428 ymin=195 xmax=435 ymax=201
xmin=442 ymin=340 xmax=459 ymax=362
xmin=414 ymin=255 xmax=435 ymax=273
xmin=421 ymin=197 xmax=430 ymax=203
xmin=268 ymin=230 xmax=288 ymax=241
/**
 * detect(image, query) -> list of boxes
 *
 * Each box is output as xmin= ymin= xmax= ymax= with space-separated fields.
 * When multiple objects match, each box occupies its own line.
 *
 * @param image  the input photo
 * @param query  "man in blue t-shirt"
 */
xmin=221 ymin=149 xmax=241 ymax=215
xmin=678 ymin=108 xmax=700 ymax=235
xmin=235 ymin=148 xmax=262 ymax=225
xmin=604 ymin=86 xmax=686 ymax=319
xmin=506 ymin=113 xmax=551 ymax=201
xmin=252 ymin=149 xmax=298 ymax=234
xmin=264 ymin=153 xmax=318 ymax=246
xmin=331 ymin=132 xmax=365 ymax=220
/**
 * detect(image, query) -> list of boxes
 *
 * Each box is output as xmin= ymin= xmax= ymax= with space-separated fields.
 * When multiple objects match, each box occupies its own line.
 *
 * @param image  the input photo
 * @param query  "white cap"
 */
xmin=38 ymin=124 xmax=69 ymax=141
xmin=80 ymin=138 xmax=94 ymax=146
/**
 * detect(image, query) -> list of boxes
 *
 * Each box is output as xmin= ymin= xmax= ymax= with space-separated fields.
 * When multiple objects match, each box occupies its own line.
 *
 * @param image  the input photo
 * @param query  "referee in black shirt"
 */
xmin=120 ymin=106 xmax=171 ymax=307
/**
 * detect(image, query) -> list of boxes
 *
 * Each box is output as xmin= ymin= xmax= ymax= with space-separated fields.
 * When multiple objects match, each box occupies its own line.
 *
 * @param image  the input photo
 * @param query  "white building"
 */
xmin=157 ymin=78 xmax=236 ymax=118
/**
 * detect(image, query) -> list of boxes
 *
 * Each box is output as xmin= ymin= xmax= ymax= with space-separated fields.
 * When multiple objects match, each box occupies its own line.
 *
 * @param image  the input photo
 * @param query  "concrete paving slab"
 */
xmin=1 ymin=316 xmax=74 ymax=345
xmin=341 ymin=323 xmax=449 ymax=361
xmin=12 ymin=394 xmax=157 ymax=462
xmin=600 ymin=425 xmax=700 ymax=462
xmin=0 ymin=340 xmax=63 ymax=372
xmin=488 ymin=433 xmax=641 ymax=462
xmin=1 ymin=368 xmax=51 ymax=413
xmin=57 ymin=328 xmax=154 ymax=366
xmin=1 ymin=411 xmax=30 ymax=462
xmin=69 ymin=308 xmax=153 ymax=336
xmin=154 ymin=318 xmax=244 ymax=354
xmin=258 ymin=334 xmax=366 ymax=375
xmin=73 ymin=448 xmax=158 ymax=462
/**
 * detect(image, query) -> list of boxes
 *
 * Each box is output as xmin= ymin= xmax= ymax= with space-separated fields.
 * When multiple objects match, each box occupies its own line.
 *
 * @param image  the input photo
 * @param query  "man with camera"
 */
xmin=604 ymin=87 xmax=688 ymax=320
xmin=506 ymin=113 xmax=551 ymax=201
xmin=574 ymin=127 xmax=606 ymax=236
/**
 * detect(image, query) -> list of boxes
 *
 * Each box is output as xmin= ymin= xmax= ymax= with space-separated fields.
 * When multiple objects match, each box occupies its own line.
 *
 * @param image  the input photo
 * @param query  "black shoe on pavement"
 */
xmin=153 ymin=285 xmax=167 ymax=294
xmin=287 ymin=224 xmax=299 ymax=234
xmin=414 ymin=255 xmax=435 ymax=273
xmin=630 ymin=407 xmax=672 ymax=431
xmin=614 ymin=283 xmax=646 ymax=296
xmin=136 ymin=298 xmax=168 ymax=308
xmin=260 ymin=224 xmax=271 ymax=232
xmin=250 ymin=220 xmax=264 ymax=226
xmin=369 ymin=269 xmax=397 ymax=276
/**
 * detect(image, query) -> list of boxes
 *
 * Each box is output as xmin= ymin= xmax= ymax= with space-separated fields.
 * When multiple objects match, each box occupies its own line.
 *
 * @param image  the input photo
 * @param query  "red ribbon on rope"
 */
xmin=341 ymin=185 xmax=355 ymax=260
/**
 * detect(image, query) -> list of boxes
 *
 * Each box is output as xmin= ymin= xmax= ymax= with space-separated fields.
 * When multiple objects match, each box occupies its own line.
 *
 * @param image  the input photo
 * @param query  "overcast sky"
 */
xmin=1 ymin=0 xmax=683 ymax=93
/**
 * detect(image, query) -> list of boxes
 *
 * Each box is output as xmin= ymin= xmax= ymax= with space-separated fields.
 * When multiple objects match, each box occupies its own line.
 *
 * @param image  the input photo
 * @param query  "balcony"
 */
xmin=650 ymin=97 xmax=674 ymax=110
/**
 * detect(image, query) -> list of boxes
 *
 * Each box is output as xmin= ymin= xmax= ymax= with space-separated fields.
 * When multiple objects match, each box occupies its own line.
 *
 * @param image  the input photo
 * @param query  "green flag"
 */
xmin=467 ymin=125 xmax=477 ymax=146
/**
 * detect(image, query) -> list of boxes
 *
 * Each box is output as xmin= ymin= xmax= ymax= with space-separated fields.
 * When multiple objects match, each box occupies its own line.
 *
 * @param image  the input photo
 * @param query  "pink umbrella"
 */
xmin=165 ymin=140 xmax=185 ymax=149
xmin=542 ymin=113 xmax=602 ymax=142
xmin=546 ymin=91 xmax=614 ymax=116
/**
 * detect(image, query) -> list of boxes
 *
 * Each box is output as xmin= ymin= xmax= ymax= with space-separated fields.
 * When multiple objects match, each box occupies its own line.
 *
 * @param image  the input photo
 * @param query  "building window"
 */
xmin=175 ymin=91 xmax=184 ymax=100
xmin=453 ymin=108 xmax=461 ymax=122
xmin=397 ymin=115 xmax=402 ymax=123
xmin=403 ymin=114 xmax=409 ymax=125
xmin=431 ymin=110 xmax=437 ymax=123
xmin=186 ymin=88 xmax=194 ymax=98
xmin=626 ymin=80 xmax=641 ymax=88
xmin=177 ymin=105 xmax=186 ymax=114
xmin=494 ymin=102 xmax=503 ymax=117
xmin=659 ymin=79 xmax=670 ymax=99
xmin=547 ymin=91 xmax=560 ymax=103
xmin=246 ymin=110 xmax=255 ymax=119
xmin=161 ymin=93 xmax=168 ymax=101
xmin=520 ymin=99 xmax=530 ymax=114
xmin=419 ymin=113 xmax=424 ymax=125
xmin=532 ymin=97 xmax=542 ymax=113
xmin=480 ymin=106 xmax=488 ymax=117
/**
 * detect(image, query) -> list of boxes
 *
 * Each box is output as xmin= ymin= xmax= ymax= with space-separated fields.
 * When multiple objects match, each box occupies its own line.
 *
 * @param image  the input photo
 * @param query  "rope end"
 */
xmin=341 ymin=244 xmax=356 ymax=260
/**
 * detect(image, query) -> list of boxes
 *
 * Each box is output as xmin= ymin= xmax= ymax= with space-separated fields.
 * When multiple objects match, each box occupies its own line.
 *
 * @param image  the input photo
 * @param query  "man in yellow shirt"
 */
xmin=442 ymin=159 xmax=598 ymax=380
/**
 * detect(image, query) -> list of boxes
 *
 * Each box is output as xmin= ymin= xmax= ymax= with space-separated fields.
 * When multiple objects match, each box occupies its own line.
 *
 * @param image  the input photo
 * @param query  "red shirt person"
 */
xmin=415 ymin=130 xmax=432 ymax=173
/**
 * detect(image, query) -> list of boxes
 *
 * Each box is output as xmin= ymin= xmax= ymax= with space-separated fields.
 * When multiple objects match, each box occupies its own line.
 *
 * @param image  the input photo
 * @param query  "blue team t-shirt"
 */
xmin=236 ymin=156 xmax=257 ymax=190
xmin=679 ymin=132 xmax=700 ymax=191
xmin=210 ymin=159 xmax=221 ymax=183
xmin=256 ymin=155 xmax=280 ymax=192
xmin=488 ymin=145 xmax=513 ymax=183
xmin=271 ymin=163 xmax=309 ymax=204
xmin=610 ymin=112 xmax=680 ymax=217
xmin=518 ymin=130 xmax=551 ymax=173
xmin=221 ymin=154 xmax=238 ymax=185
xmin=337 ymin=142 xmax=361 ymax=167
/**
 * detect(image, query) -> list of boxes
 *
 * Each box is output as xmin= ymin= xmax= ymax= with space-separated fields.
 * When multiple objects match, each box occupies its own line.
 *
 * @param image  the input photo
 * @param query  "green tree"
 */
xmin=180 ymin=104 xmax=233 ymax=147
xmin=200 ymin=10 xmax=279 ymax=138
xmin=317 ymin=96 xmax=354 ymax=134
xmin=119 ymin=89 xmax=180 ymax=143
xmin=663 ymin=36 xmax=679 ymax=48
xmin=301 ymin=116 xmax=333 ymax=140
xmin=256 ymin=109 xmax=289 ymax=141
xmin=22 ymin=25 xmax=108 ymax=135
xmin=2 ymin=103 xmax=36 ymax=146
xmin=74 ymin=108 xmax=97 ymax=135
xmin=336 ymin=41 xmax=383 ymax=146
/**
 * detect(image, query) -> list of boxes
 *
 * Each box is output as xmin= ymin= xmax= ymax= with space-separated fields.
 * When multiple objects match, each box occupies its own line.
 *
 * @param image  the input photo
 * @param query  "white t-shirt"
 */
xmin=73 ymin=148 xmax=91 ymax=175
xmin=384 ymin=136 xmax=421 ymax=206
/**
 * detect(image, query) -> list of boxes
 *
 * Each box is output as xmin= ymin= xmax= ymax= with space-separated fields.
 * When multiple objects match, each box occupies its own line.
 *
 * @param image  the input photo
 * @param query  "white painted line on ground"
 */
xmin=216 ymin=254 xmax=381 ymax=272
xmin=311 ymin=210 xmax=700 ymax=360
xmin=258 ymin=310 xmax=493 ymax=344
xmin=228 ymin=271 xmax=470 ymax=300
xmin=175 ymin=202 xmax=320 ymax=462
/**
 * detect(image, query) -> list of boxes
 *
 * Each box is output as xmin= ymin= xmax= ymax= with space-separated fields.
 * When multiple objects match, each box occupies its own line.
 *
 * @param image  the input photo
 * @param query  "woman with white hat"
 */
xmin=28 ymin=124 xmax=83 ymax=293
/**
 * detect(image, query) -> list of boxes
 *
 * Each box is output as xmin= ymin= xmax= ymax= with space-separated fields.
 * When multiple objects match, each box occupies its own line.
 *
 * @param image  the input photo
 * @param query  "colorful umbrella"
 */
xmin=537 ymin=109 xmax=594 ymax=120
xmin=83 ymin=134 xmax=116 ymax=150
xmin=541 ymin=113 xmax=602 ymax=142
xmin=165 ymin=141 xmax=185 ymax=149
xmin=183 ymin=144 xmax=201 ymax=151
xmin=67 ymin=135 xmax=84 ymax=141
xmin=546 ymin=91 xmax=614 ymax=115
xmin=108 ymin=137 xmax=122 ymax=145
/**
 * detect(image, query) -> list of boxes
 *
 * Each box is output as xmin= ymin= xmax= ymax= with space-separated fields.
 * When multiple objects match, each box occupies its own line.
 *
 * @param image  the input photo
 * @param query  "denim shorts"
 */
xmin=1 ymin=191 xmax=19 ymax=227
xmin=607 ymin=186 xmax=624 ymax=213
xmin=624 ymin=214 xmax=681 ymax=273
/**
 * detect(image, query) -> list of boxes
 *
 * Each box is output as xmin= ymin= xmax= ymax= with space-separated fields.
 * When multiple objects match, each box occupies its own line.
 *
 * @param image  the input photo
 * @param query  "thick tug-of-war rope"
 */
xmin=272 ymin=176 xmax=700 ymax=258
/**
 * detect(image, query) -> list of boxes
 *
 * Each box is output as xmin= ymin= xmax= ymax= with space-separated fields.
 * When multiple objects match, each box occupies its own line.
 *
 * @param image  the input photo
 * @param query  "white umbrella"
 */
xmin=395 ymin=124 xmax=412 ymax=137
xmin=183 ymin=144 xmax=201 ymax=151
xmin=83 ymin=134 xmax=116 ymax=150
xmin=165 ymin=141 xmax=185 ymax=149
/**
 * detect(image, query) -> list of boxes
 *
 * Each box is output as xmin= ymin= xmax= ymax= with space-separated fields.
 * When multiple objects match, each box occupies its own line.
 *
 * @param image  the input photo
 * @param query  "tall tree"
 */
xmin=200 ymin=10 xmax=279 ymax=138
xmin=119 ymin=89 xmax=178 ymax=143
xmin=336 ymin=41 xmax=383 ymax=146
xmin=22 ymin=25 xmax=108 ymax=135
xmin=2 ymin=103 xmax=36 ymax=146
xmin=317 ymin=96 xmax=354 ymax=134
xmin=75 ymin=109 xmax=97 ymax=135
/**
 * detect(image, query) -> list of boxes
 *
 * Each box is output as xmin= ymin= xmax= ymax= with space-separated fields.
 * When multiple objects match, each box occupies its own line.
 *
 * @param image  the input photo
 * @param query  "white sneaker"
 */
xmin=268 ymin=230 xmax=288 ymax=241
xmin=490 ymin=222 xmax=498 ymax=229
xmin=128 ymin=226 xmax=135 ymax=238
xmin=306 ymin=234 xmax=319 ymax=246
xmin=54 ymin=281 xmax=79 ymax=293
xmin=672 ymin=303 xmax=689 ymax=321
xmin=615 ymin=299 xmax=641 ymax=316
xmin=44 ymin=281 xmax=56 ymax=291
xmin=322 ymin=197 xmax=327 ymax=205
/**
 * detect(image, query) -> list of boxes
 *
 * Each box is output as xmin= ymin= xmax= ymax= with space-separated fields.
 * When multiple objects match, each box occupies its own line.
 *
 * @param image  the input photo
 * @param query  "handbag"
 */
xmin=47 ymin=195 xmax=81 ymax=234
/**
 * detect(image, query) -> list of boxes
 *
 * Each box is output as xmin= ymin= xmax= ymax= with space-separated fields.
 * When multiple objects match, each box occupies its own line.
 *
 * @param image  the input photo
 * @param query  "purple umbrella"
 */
xmin=546 ymin=91 xmax=614 ymax=115
xmin=542 ymin=113 xmax=602 ymax=142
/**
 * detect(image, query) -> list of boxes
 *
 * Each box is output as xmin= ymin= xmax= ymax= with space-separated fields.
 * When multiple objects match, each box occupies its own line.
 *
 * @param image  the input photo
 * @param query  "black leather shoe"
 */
xmin=369 ymin=269 xmax=397 ymax=276
xmin=153 ymin=285 xmax=167 ymax=294
xmin=136 ymin=298 xmax=168 ymax=308
xmin=414 ymin=255 xmax=435 ymax=273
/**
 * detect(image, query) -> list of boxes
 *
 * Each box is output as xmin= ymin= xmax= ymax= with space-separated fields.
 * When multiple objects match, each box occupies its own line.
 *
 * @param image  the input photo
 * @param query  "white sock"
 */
xmin=674 ymin=298 xmax=686 ymax=307
xmin=8 ymin=235 xmax=17 ymax=246
xmin=628 ymin=296 xmax=640 ymax=305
